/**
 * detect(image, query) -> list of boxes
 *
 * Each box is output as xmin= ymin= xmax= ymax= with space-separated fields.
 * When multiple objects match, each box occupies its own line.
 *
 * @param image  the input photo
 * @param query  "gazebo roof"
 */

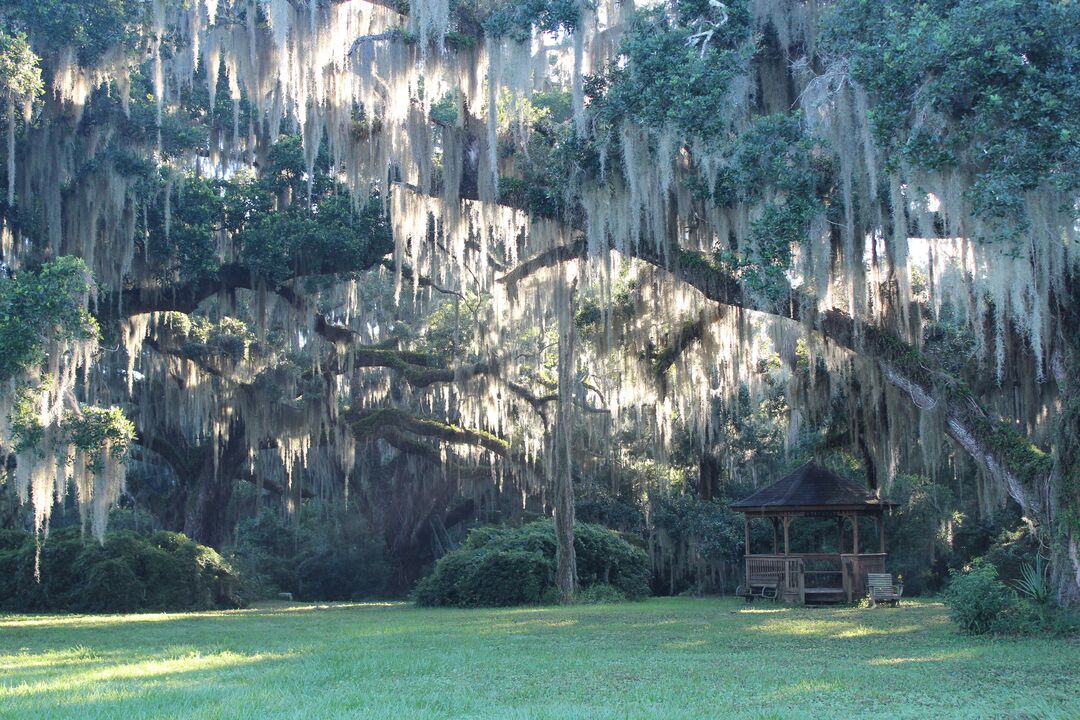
xmin=730 ymin=461 xmax=891 ymax=514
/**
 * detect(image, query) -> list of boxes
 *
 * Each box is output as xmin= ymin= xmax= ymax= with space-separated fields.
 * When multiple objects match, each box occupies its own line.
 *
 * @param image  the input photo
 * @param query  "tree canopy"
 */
xmin=0 ymin=0 xmax=1077 ymax=602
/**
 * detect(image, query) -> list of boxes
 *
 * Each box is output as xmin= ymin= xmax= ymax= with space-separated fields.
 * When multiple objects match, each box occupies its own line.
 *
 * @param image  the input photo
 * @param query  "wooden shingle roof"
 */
xmin=730 ymin=461 xmax=891 ymax=514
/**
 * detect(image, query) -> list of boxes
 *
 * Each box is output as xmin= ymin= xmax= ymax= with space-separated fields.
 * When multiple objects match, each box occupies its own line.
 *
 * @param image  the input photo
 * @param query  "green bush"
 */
xmin=945 ymin=556 xmax=1080 ymax=637
xmin=79 ymin=559 xmax=145 ymax=613
xmin=412 ymin=521 xmax=650 ymax=607
xmin=578 ymin=583 xmax=627 ymax=604
xmin=0 ymin=528 xmax=243 ymax=613
xmin=944 ymin=559 xmax=1016 ymax=634
xmin=468 ymin=550 xmax=552 ymax=606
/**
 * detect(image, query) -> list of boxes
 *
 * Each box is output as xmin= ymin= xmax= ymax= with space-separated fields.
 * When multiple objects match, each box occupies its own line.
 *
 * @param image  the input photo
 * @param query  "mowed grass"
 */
xmin=1 ymin=598 xmax=1078 ymax=719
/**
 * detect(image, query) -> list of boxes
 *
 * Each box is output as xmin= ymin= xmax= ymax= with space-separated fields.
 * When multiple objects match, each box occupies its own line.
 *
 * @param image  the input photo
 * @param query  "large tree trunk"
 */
xmin=553 ymin=275 xmax=578 ymax=603
xmin=183 ymin=431 xmax=246 ymax=548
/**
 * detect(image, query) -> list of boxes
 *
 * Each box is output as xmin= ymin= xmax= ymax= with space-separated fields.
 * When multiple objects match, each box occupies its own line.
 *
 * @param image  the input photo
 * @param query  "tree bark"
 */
xmin=553 ymin=274 xmax=578 ymax=603
xmin=183 ymin=429 xmax=247 ymax=548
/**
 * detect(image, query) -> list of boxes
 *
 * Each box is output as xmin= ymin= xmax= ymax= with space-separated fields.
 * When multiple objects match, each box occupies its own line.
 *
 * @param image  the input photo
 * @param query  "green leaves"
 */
xmin=596 ymin=0 xmax=756 ymax=142
xmin=0 ymin=256 xmax=98 ymax=383
xmin=1013 ymin=555 xmax=1051 ymax=605
xmin=482 ymin=0 xmax=584 ymax=41
xmin=821 ymin=0 xmax=1080 ymax=227
xmin=62 ymin=406 xmax=136 ymax=460
xmin=142 ymin=136 xmax=394 ymax=287
xmin=0 ymin=30 xmax=43 ymax=105
xmin=2 ymin=0 xmax=146 ymax=65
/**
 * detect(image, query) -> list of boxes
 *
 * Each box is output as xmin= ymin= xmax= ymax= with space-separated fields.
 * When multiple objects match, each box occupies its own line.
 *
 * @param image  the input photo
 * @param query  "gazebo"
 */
xmin=731 ymin=461 xmax=894 ymax=604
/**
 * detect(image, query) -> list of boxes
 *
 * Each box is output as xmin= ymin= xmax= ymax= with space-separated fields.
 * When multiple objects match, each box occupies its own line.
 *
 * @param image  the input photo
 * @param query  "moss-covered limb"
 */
xmin=498 ymin=236 xmax=588 ymax=287
xmin=350 ymin=347 xmax=493 ymax=386
xmin=136 ymin=429 xmax=315 ymax=500
xmin=649 ymin=314 xmax=708 ymax=379
xmin=377 ymin=258 xmax=466 ymax=300
xmin=348 ymin=407 xmax=511 ymax=457
xmin=502 ymin=234 xmax=1060 ymax=534
xmin=145 ymin=307 xmax=554 ymax=427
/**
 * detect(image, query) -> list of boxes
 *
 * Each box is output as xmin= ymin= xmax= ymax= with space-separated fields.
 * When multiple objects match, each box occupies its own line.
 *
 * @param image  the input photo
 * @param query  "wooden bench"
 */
xmin=867 ymin=573 xmax=903 ymax=607
xmin=737 ymin=573 xmax=780 ymax=603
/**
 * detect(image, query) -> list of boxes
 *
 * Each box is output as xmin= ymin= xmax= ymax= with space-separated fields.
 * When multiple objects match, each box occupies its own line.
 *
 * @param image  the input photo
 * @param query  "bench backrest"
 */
xmin=867 ymin=573 xmax=894 ymax=589
xmin=749 ymin=573 xmax=779 ymax=588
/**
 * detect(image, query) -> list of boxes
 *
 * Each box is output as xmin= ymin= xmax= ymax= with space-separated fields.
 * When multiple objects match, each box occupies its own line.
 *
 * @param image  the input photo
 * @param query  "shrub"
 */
xmin=467 ymin=550 xmax=552 ymax=606
xmin=412 ymin=521 xmax=649 ymax=607
xmin=578 ymin=583 xmax=627 ymax=604
xmin=78 ymin=559 xmax=145 ymax=613
xmin=0 ymin=527 xmax=243 ymax=613
xmin=944 ymin=559 xmax=1015 ymax=634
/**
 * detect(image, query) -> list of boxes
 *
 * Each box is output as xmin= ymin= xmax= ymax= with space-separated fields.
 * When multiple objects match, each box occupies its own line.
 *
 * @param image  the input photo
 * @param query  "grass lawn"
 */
xmin=1 ymin=597 xmax=1078 ymax=719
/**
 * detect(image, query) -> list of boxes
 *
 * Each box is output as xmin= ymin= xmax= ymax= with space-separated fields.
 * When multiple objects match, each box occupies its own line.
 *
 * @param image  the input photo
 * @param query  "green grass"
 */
xmin=1 ymin=598 xmax=1078 ymax=719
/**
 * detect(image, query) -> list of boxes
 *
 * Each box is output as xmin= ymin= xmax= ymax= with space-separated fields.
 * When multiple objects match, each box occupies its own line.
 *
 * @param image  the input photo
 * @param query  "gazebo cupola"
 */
xmin=732 ymin=461 xmax=894 ymax=604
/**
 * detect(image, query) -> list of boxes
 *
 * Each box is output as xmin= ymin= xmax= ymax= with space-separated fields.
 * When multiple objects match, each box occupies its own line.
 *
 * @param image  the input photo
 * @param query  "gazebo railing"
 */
xmin=801 ymin=554 xmax=844 ymax=590
xmin=744 ymin=555 xmax=805 ymax=603
xmin=745 ymin=552 xmax=887 ymax=602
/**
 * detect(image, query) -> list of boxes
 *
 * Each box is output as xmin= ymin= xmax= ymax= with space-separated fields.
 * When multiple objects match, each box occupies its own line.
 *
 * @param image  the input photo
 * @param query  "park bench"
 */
xmin=737 ymin=572 xmax=780 ymax=603
xmin=867 ymin=573 xmax=903 ymax=607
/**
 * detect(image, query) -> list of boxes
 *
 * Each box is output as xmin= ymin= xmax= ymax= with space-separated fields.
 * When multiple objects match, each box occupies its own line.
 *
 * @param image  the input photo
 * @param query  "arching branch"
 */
xmin=499 ymin=235 xmax=1052 ymax=517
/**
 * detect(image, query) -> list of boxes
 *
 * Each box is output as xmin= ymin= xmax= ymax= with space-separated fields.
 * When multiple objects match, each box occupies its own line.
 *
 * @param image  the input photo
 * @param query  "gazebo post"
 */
xmin=878 ymin=513 xmax=886 ymax=553
xmin=852 ymin=513 xmax=861 ymax=599
xmin=771 ymin=517 xmax=779 ymax=554
xmin=782 ymin=515 xmax=791 ymax=556
xmin=743 ymin=515 xmax=751 ymax=590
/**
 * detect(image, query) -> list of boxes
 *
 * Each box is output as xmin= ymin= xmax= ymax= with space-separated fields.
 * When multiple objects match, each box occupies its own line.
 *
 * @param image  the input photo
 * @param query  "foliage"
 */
xmin=141 ymin=136 xmax=393 ymax=286
xmin=0 ymin=256 xmax=98 ymax=382
xmin=481 ymin=0 xmax=583 ymax=41
xmin=0 ymin=29 xmax=43 ymax=106
xmin=1013 ymin=555 xmax=1050 ymax=606
xmin=0 ymin=0 xmax=147 ymax=65
xmin=883 ymin=473 xmax=955 ymax=596
xmin=944 ymin=559 xmax=1015 ymax=635
xmin=412 ymin=520 xmax=650 ymax=606
xmin=979 ymin=522 xmax=1040 ymax=584
xmin=0 ymin=527 xmax=243 ymax=613
xmin=594 ymin=0 xmax=755 ymax=141
xmin=576 ymin=582 xmax=627 ymax=604
xmin=8 ymin=384 xmax=133 ymax=460
xmin=649 ymin=492 xmax=747 ymax=594
xmin=821 ymin=0 xmax=1080 ymax=226
xmin=62 ymin=406 xmax=136 ymax=460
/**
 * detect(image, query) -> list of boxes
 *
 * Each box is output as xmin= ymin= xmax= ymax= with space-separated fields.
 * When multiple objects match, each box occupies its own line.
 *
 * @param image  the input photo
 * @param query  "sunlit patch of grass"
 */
xmin=3 ymin=650 xmax=291 ymax=697
xmin=661 ymin=639 xmax=707 ymax=650
xmin=868 ymin=651 xmax=971 ymax=666
xmin=0 ymin=601 xmax=404 ymax=630
xmin=0 ymin=597 xmax=1077 ymax=719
